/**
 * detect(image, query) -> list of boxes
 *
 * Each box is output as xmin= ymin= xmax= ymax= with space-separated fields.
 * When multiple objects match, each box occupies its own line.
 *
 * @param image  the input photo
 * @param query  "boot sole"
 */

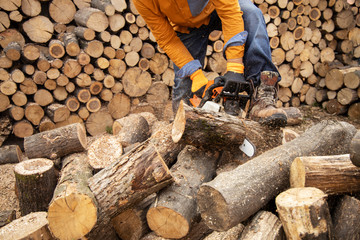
xmin=258 ymin=113 xmax=287 ymax=128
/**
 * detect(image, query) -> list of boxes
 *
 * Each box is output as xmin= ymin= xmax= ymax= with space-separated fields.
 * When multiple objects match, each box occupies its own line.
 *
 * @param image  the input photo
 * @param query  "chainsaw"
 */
xmin=189 ymin=76 xmax=256 ymax=157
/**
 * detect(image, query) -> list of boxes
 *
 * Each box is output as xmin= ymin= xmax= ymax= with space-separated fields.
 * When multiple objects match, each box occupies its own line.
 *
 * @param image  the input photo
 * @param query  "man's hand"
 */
xmin=190 ymin=69 xmax=209 ymax=93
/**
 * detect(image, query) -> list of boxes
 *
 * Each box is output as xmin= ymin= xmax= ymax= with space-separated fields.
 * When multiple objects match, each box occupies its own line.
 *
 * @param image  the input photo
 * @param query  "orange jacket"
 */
xmin=133 ymin=0 xmax=246 ymax=75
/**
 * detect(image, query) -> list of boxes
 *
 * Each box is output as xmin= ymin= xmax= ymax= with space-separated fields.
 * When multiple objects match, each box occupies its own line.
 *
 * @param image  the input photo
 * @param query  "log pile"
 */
xmin=0 ymin=0 xmax=359 ymax=140
xmin=1 ymin=104 xmax=360 ymax=240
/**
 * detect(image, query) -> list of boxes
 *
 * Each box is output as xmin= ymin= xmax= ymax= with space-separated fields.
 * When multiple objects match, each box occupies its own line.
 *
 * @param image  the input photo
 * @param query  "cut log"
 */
xmin=87 ymin=134 xmax=123 ymax=170
xmin=337 ymin=88 xmax=358 ymax=105
xmin=290 ymin=154 xmax=360 ymax=195
xmin=49 ymin=0 xmax=76 ymax=24
xmin=14 ymin=158 xmax=57 ymax=215
xmin=22 ymin=16 xmax=54 ymax=43
xmin=123 ymin=67 xmax=152 ymax=97
xmin=147 ymin=145 xmax=218 ymax=239
xmin=0 ymin=93 xmax=10 ymax=112
xmin=332 ymin=195 xmax=360 ymax=240
xmin=66 ymin=96 xmax=80 ymax=112
xmin=87 ymin=128 xmax=176 ymax=239
xmin=11 ymin=91 xmax=27 ymax=106
xmin=108 ymin=58 xmax=126 ymax=78
xmin=172 ymin=102 xmax=283 ymax=155
xmin=74 ymin=7 xmax=109 ymax=32
xmin=86 ymin=97 xmax=101 ymax=113
xmin=49 ymin=39 xmax=65 ymax=59
xmin=0 ymin=212 xmax=52 ymax=240
xmin=197 ymin=120 xmax=356 ymax=231
xmin=48 ymin=152 xmax=97 ymax=240
xmin=25 ymin=102 xmax=44 ymax=125
xmin=4 ymin=42 xmax=21 ymax=61
xmin=24 ymin=122 xmax=87 ymax=159
xmin=39 ymin=116 xmax=55 ymax=132
xmin=275 ymin=187 xmax=332 ymax=239
xmin=112 ymin=194 xmax=155 ymax=240
xmin=9 ymin=105 xmax=24 ymax=121
xmin=350 ymin=130 xmax=360 ymax=167
xmin=13 ymin=120 xmax=33 ymax=138
xmin=239 ymin=211 xmax=285 ymax=240
xmin=46 ymin=103 xmax=70 ymax=123
xmin=112 ymin=113 xmax=150 ymax=147
xmin=0 ymin=145 xmax=22 ymax=165
xmin=326 ymin=99 xmax=348 ymax=115
xmin=63 ymin=58 xmax=82 ymax=78
xmin=108 ymin=93 xmax=131 ymax=119
xmin=85 ymin=107 xmax=114 ymax=136
xmin=20 ymin=78 xmax=37 ymax=95
xmin=63 ymin=32 xmax=81 ymax=57
xmin=76 ymin=88 xmax=91 ymax=103
xmin=74 ymin=26 xmax=95 ymax=40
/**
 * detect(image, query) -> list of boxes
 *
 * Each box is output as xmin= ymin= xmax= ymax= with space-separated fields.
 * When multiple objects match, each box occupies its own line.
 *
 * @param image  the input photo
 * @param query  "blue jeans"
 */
xmin=172 ymin=0 xmax=279 ymax=112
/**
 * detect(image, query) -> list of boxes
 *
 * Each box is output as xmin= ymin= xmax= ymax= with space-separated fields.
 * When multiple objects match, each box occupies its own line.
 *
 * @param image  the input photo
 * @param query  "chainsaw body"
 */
xmin=192 ymin=77 xmax=253 ymax=116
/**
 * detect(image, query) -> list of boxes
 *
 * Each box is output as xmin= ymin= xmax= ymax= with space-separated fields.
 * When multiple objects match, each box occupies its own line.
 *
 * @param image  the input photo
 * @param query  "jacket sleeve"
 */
xmin=212 ymin=0 xmax=247 ymax=60
xmin=132 ymin=0 xmax=195 ymax=71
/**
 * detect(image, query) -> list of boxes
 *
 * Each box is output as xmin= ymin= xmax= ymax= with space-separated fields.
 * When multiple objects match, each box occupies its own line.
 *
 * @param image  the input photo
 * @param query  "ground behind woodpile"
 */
xmin=0 ymin=105 xmax=359 ymax=222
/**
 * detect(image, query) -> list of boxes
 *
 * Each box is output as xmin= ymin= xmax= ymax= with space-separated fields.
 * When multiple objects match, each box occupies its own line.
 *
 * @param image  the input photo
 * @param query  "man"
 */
xmin=133 ymin=0 xmax=288 ymax=126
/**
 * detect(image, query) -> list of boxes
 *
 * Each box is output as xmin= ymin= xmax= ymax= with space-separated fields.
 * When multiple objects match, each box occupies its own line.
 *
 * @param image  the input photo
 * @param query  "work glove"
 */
xmin=214 ymin=62 xmax=247 ymax=98
xmin=190 ymin=69 xmax=209 ymax=97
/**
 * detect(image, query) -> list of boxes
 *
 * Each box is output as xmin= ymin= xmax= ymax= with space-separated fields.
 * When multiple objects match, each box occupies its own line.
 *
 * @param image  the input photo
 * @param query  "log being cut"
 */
xmin=196 ymin=120 xmax=357 ymax=231
xmin=172 ymin=101 xmax=283 ymax=156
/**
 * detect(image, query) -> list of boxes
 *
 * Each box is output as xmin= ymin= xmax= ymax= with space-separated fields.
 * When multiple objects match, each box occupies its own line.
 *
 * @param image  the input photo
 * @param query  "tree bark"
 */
xmin=239 ymin=211 xmax=284 ymax=240
xmin=350 ymin=130 xmax=360 ymax=167
xmin=290 ymin=154 xmax=360 ymax=195
xmin=14 ymin=158 xmax=57 ymax=215
xmin=24 ymin=122 xmax=87 ymax=159
xmin=332 ymin=195 xmax=360 ymax=240
xmin=197 ymin=120 xmax=356 ymax=231
xmin=48 ymin=152 xmax=97 ymax=240
xmin=0 ymin=145 xmax=22 ymax=165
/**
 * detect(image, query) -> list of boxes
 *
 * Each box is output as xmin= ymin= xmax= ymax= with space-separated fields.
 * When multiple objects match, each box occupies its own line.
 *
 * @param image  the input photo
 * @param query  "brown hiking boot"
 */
xmin=249 ymin=71 xmax=287 ymax=127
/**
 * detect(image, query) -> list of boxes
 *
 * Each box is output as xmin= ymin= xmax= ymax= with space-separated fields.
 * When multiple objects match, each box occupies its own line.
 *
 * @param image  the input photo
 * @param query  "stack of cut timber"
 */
xmin=0 ymin=0 xmax=359 ymax=139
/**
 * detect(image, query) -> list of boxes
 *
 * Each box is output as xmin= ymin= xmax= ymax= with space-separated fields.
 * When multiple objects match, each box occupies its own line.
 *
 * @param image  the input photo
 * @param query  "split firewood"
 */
xmin=350 ymin=130 xmax=360 ymax=167
xmin=332 ymin=195 xmax=360 ymax=240
xmin=24 ymin=122 xmax=87 ymax=160
xmin=147 ymin=145 xmax=219 ymax=239
xmin=290 ymin=154 xmax=360 ymax=195
xmin=87 ymin=134 xmax=123 ymax=171
xmin=277 ymin=187 xmax=332 ymax=239
xmin=48 ymin=152 xmax=97 ymax=240
xmin=172 ymin=101 xmax=283 ymax=155
xmin=0 ymin=212 xmax=53 ymax=240
xmin=14 ymin=158 xmax=57 ymax=215
xmin=112 ymin=113 xmax=150 ymax=147
xmin=0 ymin=145 xmax=22 ymax=165
xmin=197 ymin=120 xmax=356 ymax=231
xmin=0 ymin=210 xmax=16 ymax=228
xmin=112 ymin=194 xmax=156 ymax=240
xmin=46 ymin=103 xmax=70 ymax=123
xmin=239 ymin=211 xmax=285 ymax=240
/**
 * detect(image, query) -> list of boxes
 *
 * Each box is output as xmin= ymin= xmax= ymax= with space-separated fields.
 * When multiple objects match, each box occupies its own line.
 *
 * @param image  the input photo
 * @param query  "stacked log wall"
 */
xmin=0 ymin=0 xmax=359 ymax=140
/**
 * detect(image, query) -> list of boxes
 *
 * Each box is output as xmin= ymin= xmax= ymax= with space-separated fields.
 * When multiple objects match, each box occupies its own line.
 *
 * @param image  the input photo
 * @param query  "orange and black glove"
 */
xmin=190 ymin=69 xmax=209 ymax=94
